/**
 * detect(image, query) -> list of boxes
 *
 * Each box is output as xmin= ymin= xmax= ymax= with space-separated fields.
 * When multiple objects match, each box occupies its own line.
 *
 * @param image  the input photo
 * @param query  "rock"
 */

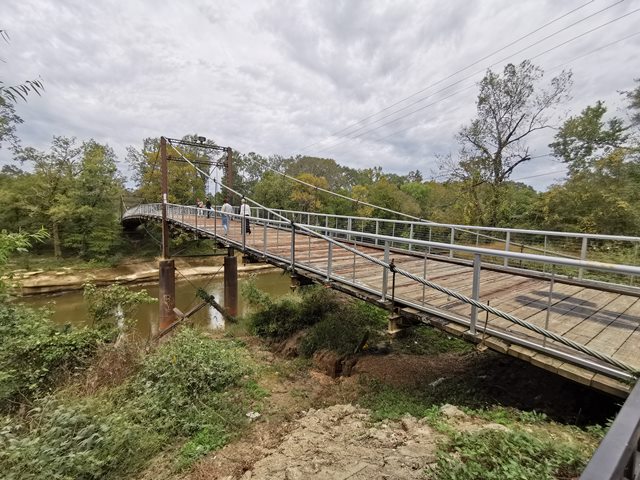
xmin=481 ymin=423 xmax=510 ymax=433
xmin=440 ymin=404 xmax=468 ymax=419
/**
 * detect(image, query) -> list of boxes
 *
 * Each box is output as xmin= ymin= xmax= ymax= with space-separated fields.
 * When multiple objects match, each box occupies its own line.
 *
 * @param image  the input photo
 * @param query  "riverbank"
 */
xmin=7 ymin=255 xmax=278 ymax=296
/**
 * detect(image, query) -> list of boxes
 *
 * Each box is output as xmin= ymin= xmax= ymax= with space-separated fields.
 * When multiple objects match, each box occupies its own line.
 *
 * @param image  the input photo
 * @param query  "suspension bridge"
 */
xmin=120 ymin=136 xmax=640 ymax=478
xmin=122 ymin=197 xmax=640 ymax=398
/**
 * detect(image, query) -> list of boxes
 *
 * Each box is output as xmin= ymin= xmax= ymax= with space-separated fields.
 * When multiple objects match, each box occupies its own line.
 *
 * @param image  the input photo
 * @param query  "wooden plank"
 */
xmin=585 ymin=298 xmax=640 ymax=357
xmin=563 ymin=294 xmax=637 ymax=345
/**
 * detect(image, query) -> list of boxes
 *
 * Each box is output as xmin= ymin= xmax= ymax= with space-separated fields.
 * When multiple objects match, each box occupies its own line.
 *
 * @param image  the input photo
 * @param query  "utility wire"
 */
xmin=296 ymin=0 xmax=597 ymax=152
xmin=309 ymin=3 xmax=638 ymax=156
xmin=365 ymin=29 xmax=640 ymax=150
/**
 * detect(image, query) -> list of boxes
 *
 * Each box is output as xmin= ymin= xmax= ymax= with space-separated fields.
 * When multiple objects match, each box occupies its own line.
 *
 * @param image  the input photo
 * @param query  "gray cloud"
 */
xmin=1 ymin=0 xmax=638 ymax=192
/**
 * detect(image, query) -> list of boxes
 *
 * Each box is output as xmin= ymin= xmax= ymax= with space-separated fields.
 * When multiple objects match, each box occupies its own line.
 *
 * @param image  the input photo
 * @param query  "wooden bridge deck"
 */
xmin=129 ymin=211 xmax=640 ymax=397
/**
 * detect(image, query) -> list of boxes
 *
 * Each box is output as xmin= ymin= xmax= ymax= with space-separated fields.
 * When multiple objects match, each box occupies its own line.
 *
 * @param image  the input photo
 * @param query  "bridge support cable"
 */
xmin=166 ymin=142 xmax=640 ymax=378
xmin=249 ymin=159 xmax=582 ymax=261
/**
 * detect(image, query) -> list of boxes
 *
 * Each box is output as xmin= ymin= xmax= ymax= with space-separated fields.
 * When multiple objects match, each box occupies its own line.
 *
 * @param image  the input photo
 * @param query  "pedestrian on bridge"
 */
xmin=205 ymin=198 xmax=212 ymax=218
xmin=221 ymin=198 xmax=233 ymax=235
xmin=240 ymin=198 xmax=251 ymax=235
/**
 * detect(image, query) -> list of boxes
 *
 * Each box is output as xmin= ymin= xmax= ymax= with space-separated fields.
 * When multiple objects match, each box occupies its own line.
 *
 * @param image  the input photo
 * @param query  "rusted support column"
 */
xmin=224 ymin=247 xmax=238 ymax=317
xmin=159 ymin=258 xmax=176 ymax=331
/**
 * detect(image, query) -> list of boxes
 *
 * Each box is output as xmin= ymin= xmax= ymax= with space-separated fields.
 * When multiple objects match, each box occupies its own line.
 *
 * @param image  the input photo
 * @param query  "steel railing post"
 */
xmin=263 ymin=220 xmax=267 ymax=257
xmin=290 ymin=223 xmax=296 ymax=272
xmin=543 ymin=271 xmax=555 ymax=348
xmin=409 ymin=223 xmax=414 ymax=252
xmin=375 ymin=220 xmax=379 ymax=247
xmin=347 ymin=217 xmax=352 ymax=242
xmin=214 ymin=205 xmax=217 ymax=237
xmin=504 ymin=231 xmax=511 ymax=267
xmin=450 ymin=227 xmax=455 ymax=258
xmin=381 ymin=241 xmax=390 ymax=301
xmin=579 ymin=237 xmax=588 ymax=280
xmin=469 ymin=253 xmax=482 ymax=335
xmin=326 ymin=241 xmax=333 ymax=281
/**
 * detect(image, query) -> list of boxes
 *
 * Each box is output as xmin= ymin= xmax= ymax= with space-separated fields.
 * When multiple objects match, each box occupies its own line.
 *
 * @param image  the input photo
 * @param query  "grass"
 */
xmin=392 ymin=325 xmax=474 ymax=355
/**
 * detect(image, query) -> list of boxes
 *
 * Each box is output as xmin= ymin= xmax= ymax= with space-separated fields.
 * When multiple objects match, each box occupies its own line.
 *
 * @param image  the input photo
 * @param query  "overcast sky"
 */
xmin=2 ymin=0 xmax=639 ymax=190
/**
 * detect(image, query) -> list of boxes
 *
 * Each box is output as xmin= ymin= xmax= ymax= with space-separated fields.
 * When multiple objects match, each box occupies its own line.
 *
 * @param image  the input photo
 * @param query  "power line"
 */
xmin=366 ymin=30 xmax=640 ymax=150
xmin=308 ymin=5 xmax=639 ymax=156
xmin=294 ymin=0 xmax=598 ymax=153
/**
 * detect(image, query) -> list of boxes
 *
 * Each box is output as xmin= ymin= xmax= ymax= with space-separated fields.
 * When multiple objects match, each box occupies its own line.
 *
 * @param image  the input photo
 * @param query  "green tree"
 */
xmin=62 ymin=141 xmax=123 ymax=258
xmin=447 ymin=60 xmax=572 ymax=226
xmin=550 ymin=101 xmax=628 ymax=174
xmin=290 ymin=173 xmax=329 ymax=211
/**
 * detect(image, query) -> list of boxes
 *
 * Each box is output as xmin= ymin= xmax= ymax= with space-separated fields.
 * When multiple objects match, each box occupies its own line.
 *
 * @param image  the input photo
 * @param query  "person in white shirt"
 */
xmin=221 ymin=199 xmax=233 ymax=235
xmin=239 ymin=198 xmax=251 ymax=235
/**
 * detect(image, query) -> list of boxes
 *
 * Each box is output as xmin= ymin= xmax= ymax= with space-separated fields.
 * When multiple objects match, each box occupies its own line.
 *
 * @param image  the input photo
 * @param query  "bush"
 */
xmin=0 ymin=400 xmax=159 ymax=480
xmin=245 ymin=284 xmax=343 ymax=339
xmin=0 ymin=328 xmax=257 ymax=478
xmin=299 ymin=301 xmax=387 ymax=356
xmin=0 ymin=303 xmax=114 ymax=411
xmin=429 ymin=429 xmax=587 ymax=480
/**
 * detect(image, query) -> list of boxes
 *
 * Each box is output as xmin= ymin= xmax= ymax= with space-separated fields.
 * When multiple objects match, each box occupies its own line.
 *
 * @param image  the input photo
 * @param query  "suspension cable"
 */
xmin=165 ymin=140 xmax=639 ymax=377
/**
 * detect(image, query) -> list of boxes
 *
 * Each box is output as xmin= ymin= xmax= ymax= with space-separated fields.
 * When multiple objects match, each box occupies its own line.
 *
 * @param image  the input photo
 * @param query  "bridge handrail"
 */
xmin=256 ymin=207 xmax=640 ymax=242
xmin=580 ymin=380 xmax=640 ymax=480
xmin=123 ymin=204 xmax=640 ymax=279
xmin=123 ymin=203 xmax=640 ymax=378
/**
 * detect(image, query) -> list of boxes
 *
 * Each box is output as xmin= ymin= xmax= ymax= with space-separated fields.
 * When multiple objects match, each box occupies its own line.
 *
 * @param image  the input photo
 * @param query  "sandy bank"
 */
xmin=7 ymin=256 xmax=278 ymax=296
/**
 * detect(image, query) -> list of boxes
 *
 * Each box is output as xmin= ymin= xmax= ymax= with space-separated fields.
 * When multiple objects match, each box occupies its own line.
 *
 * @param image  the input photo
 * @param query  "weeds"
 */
xmin=428 ymin=429 xmax=588 ymax=480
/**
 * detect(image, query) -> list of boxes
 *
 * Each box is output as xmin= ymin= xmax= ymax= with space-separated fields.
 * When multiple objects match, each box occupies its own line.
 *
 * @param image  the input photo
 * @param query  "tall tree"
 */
xmin=446 ymin=60 xmax=572 ymax=226
xmin=62 ymin=141 xmax=123 ymax=257
xmin=549 ymin=101 xmax=628 ymax=174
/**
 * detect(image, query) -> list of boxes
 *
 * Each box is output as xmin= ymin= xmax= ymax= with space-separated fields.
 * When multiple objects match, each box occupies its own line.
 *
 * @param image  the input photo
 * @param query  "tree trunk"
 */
xmin=52 ymin=221 xmax=62 ymax=258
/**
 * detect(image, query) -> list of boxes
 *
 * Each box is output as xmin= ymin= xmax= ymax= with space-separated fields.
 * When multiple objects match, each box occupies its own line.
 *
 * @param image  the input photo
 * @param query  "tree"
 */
xmin=550 ymin=101 xmax=628 ymax=174
xmin=447 ymin=60 xmax=572 ymax=226
xmin=290 ymin=173 xmax=329 ymax=211
xmin=127 ymin=135 xmax=216 ymax=205
xmin=62 ymin=141 xmax=123 ymax=258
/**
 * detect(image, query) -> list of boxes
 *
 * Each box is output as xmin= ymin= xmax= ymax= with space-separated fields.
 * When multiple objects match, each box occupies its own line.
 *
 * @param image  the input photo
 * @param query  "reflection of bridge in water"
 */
xmin=123 ymin=202 xmax=640 ymax=398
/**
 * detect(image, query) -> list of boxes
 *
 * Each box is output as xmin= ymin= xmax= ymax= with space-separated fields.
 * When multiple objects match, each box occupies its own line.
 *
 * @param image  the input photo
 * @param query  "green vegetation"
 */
xmin=0 ymin=328 xmax=259 ymax=479
xmin=243 ymin=282 xmax=388 ymax=356
xmin=0 ymin=303 xmax=114 ymax=410
xmin=393 ymin=325 xmax=473 ymax=355
xmin=429 ymin=429 xmax=587 ymax=480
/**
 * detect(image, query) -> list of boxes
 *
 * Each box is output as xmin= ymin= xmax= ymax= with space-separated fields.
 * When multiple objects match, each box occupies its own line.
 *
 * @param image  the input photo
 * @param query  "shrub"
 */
xmin=245 ymin=284 xmax=344 ymax=339
xmin=0 ymin=303 xmax=114 ymax=411
xmin=299 ymin=301 xmax=387 ymax=356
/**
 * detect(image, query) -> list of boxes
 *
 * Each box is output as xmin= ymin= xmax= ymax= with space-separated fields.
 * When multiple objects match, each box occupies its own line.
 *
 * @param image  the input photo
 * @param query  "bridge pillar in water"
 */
xmin=159 ymin=259 xmax=176 ymax=331
xmin=224 ymin=248 xmax=238 ymax=317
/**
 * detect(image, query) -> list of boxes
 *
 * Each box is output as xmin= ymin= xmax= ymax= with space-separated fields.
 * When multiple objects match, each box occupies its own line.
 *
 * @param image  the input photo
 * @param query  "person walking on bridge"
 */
xmin=240 ymin=198 xmax=251 ymax=235
xmin=221 ymin=198 xmax=233 ymax=236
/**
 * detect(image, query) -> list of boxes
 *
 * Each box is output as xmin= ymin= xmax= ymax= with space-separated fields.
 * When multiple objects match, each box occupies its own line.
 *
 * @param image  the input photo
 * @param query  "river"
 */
xmin=18 ymin=271 xmax=293 ymax=339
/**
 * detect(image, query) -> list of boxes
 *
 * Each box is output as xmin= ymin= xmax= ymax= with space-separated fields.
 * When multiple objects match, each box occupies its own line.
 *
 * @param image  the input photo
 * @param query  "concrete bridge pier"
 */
xmin=224 ymin=247 xmax=238 ymax=317
xmin=159 ymin=259 xmax=176 ymax=331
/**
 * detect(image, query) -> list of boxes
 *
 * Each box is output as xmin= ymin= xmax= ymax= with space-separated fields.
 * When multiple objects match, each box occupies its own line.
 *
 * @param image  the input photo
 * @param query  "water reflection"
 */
xmin=19 ymin=271 xmax=292 ymax=340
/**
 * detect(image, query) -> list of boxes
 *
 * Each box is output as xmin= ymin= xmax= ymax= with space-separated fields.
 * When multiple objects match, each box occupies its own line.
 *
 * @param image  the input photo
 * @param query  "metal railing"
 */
xmin=123 ymin=203 xmax=640 ymax=383
xmin=252 ymin=207 xmax=640 ymax=287
xmin=580 ymin=380 xmax=640 ymax=480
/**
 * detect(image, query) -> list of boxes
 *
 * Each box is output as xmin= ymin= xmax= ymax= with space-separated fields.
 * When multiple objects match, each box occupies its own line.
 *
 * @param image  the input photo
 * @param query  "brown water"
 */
xmin=18 ymin=271 xmax=293 ymax=339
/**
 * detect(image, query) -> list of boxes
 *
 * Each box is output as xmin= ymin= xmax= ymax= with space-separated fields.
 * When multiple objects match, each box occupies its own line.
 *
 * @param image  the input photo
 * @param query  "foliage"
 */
xmin=446 ymin=60 xmax=572 ymax=226
xmin=83 ymin=283 xmax=156 ymax=328
xmin=0 ymin=303 xmax=114 ymax=411
xmin=0 ymin=328 xmax=257 ymax=478
xmin=243 ymin=282 xmax=343 ymax=338
xmin=550 ymin=101 xmax=628 ymax=174
xmin=299 ymin=300 xmax=387 ymax=356
xmin=125 ymin=328 xmax=253 ymax=434
xmin=0 ymin=228 xmax=48 ymax=296
xmin=428 ymin=429 xmax=586 ymax=480
xmin=0 ymin=400 xmax=158 ymax=480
